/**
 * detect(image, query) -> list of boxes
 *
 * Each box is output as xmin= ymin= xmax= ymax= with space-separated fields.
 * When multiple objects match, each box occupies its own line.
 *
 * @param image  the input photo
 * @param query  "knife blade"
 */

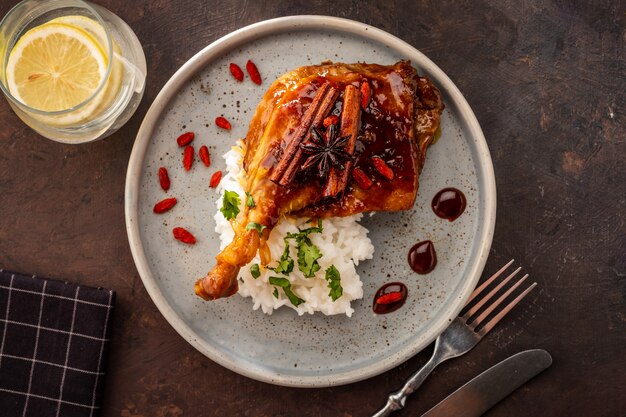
xmin=421 ymin=349 xmax=552 ymax=417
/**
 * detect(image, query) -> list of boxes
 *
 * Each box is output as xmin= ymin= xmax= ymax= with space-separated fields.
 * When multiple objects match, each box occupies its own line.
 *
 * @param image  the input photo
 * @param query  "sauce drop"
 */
xmin=432 ymin=188 xmax=466 ymax=221
xmin=373 ymin=282 xmax=408 ymax=314
xmin=408 ymin=240 xmax=437 ymax=274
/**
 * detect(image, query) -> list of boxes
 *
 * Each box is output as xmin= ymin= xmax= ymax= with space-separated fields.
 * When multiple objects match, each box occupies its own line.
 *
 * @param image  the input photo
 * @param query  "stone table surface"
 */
xmin=0 ymin=0 xmax=624 ymax=416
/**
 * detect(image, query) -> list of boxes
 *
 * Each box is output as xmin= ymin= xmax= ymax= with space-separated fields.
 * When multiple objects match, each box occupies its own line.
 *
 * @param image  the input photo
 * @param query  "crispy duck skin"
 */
xmin=195 ymin=61 xmax=444 ymax=301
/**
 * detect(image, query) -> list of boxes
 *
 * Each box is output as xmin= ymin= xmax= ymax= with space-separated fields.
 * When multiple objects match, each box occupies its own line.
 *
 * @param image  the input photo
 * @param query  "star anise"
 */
xmin=300 ymin=125 xmax=352 ymax=179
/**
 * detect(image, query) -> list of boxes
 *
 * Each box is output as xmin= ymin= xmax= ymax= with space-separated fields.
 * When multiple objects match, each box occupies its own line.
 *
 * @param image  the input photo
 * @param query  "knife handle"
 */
xmin=372 ymin=343 xmax=451 ymax=417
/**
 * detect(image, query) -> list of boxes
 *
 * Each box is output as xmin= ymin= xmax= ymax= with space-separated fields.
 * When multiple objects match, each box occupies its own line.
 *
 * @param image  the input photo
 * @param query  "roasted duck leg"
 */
xmin=195 ymin=61 xmax=444 ymax=300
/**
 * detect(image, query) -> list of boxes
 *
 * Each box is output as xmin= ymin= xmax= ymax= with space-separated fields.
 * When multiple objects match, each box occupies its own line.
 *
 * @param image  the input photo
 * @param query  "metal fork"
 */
xmin=372 ymin=260 xmax=537 ymax=417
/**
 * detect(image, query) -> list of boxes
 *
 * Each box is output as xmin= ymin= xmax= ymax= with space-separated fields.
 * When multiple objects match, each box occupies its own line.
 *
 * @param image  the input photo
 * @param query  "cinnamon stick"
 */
xmin=269 ymin=83 xmax=334 ymax=184
xmin=323 ymin=84 xmax=361 ymax=198
xmin=279 ymin=87 xmax=339 ymax=186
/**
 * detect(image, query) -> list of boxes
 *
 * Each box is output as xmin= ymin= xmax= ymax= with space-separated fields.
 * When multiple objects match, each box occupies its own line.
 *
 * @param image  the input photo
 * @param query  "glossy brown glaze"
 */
xmin=244 ymin=62 xmax=444 ymax=220
xmin=298 ymin=65 xmax=444 ymax=218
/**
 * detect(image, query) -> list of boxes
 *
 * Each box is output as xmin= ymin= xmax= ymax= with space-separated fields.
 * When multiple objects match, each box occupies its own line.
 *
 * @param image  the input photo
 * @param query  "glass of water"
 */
xmin=0 ymin=0 xmax=146 ymax=143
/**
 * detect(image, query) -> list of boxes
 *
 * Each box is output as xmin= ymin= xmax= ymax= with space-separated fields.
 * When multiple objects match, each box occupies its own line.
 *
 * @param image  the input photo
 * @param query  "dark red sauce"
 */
xmin=373 ymin=282 xmax=408 ymax=314
xmin=285 ymin=73 xmax=416 ymax=192
xmin=408 ymin=240 xmax=437 ymax=274
xmin=432 ymin=188 xmax=466 ymax=221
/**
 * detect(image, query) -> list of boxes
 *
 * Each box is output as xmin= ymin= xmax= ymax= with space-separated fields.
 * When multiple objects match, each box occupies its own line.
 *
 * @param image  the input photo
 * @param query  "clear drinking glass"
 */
xmin=0 ymin=0 xmax=146 ymax=143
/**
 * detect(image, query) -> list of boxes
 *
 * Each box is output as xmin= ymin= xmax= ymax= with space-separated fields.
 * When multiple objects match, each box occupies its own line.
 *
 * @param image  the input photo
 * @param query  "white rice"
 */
xmin=213 ymin=145 xmax=374 ymax=316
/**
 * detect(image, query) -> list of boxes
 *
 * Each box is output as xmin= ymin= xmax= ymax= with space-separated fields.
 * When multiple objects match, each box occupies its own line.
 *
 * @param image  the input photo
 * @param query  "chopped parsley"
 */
xmin=272 ymin=288 xmax=279 ymax=299
xmin=269 ymin=276 xmax=304 ymax=306
xmin=245 ymin=191 xmax=256 ymax=208
xmin=220 ymin=190 xmax=240 ymax=220
xmin=246 ymin=221 xmax=266 ymax=236
xmin=250 ymin=264 xmax=260 ymax=279
xmin=324 ymin=265 xmax=343 ymax=301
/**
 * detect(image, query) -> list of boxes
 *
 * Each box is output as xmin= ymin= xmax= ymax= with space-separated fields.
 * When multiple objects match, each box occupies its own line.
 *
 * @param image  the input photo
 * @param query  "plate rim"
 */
xmin=125 ymin=15 xmax=496 ymax=387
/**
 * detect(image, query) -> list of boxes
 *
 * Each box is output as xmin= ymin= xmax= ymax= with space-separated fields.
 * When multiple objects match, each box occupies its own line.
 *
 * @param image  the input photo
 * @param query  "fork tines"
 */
xmin=461 ymin=259 xmax=537 ymax=336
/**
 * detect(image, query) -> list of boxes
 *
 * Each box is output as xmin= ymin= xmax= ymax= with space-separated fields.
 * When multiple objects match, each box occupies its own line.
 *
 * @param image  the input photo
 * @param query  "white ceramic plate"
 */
xmin=125 ymin=16 xmax=495 ymax=387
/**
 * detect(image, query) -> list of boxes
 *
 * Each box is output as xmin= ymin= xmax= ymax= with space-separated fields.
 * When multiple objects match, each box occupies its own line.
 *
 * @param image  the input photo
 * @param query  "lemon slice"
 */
xmin=6 ymin=22 xmax=108 ymax=115
xmin=49 ymin=16 xmax=124 ymax=116
xmin=49 ymin=15 xmax=108 ymax=45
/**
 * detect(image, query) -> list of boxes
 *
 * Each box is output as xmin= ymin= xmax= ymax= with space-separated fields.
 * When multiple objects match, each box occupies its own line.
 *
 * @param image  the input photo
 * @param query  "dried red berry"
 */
xmin=360 ymin=81 xmax=371 ymax=110
xmin=158 ymin=167 xmax=170 ymax=191
xmin=198 ymin=145 xmax=211 ymax=167
xmin=153 ymin=197 xmax=177 ymax=214
xmin=215 ymin=116 xmax=232 ymax=130
xmin=375 ymin=291 xmax=403 ymax=305
xmin=371 ymin=157 xmax=394 ymax=180
xmin=209 ymin=171 xmax=223 ymax=188
xmin=173 ymin=227 xmax=196 ymax=244
xmin=352 ymin=167 xmax=373 ymax=190
xmin=323 ymin=115 xmax=339 ymax=128
xmin=229 ymin=63 xmax=244 ymax=82
xmin=176 ymin=132 xmax=195 ymax=147
xmin=246 ymin=60 xmax=262 ymax=85
xmin=183 ymin=145 xmax=194 ymax=171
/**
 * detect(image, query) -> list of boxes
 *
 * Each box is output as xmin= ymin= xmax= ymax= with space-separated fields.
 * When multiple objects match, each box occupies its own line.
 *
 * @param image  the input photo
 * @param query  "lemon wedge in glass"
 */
xmin=6 ymin=22 xmax=109 ymax=116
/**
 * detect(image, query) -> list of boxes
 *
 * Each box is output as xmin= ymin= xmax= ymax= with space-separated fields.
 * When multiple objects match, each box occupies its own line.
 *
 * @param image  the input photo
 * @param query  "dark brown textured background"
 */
xmin=1 ymin=0 xmax=624 ymax=416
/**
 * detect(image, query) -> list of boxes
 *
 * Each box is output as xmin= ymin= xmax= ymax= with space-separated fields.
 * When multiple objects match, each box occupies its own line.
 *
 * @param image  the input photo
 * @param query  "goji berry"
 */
xmin=371 ymin=157 xmax=394 ymax=180
xmin=153 ymin=197 xmax=177 ymax=214
xmin=183 ymin=145 xmax=194 ymax=171
xmin=375 ymin=291 xmax=403 ymax=305
xmin=198 ymin=145 xmax=211 ymax=167
xmin=360 ymin=81 xmax=371 ymax=110
xmin=352 ymin=167 xmax=373 ymax=190
xmin=246 ymin=60 xmax=262 ymax=85
xmin=158 ymin=167 xmax=170 ymax=191
xmin=173 ymin=227 xmax=196 ymax=244
xmin=323 ymin=115 xmax=339 ymax=128
xmin=209 ymin=171 xmax=223 ymax=188
xmin=229 ymin=63 xmax=244 ymax=82
xmin=215 ymin=116 xmax=232 ymax=130
xmin=176 ymin=131 xmax=194 ymax=147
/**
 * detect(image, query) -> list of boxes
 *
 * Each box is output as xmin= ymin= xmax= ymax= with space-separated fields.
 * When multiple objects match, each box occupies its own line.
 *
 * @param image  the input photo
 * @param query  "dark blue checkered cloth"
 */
xmin=0 ymin=270 xmax=115 ymax=417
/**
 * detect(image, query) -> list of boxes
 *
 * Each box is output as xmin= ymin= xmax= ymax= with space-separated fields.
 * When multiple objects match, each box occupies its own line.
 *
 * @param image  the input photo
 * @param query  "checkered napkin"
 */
xmin=0 ymin=270 xmax=115 ymax=417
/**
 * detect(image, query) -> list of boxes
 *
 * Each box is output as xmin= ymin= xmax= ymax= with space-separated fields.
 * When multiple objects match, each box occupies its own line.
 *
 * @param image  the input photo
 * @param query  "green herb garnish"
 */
xmin=220 ymin=190 xmax=240 ymax=220
xmin=245 ymin=191 xmax=256 ymax=208
xmin=250 ymin=264 xmax=261 ymax=279
xmin=269 ymin=276 xmax=305 ymax=306
xmin=296 ymin=236 xmax=322 ymax=278
xmin=270 ymin=243 xmax=294 ymax=275
xmin=324 ymin=265 xmax=343 ymax=301
xmin=272 ymin=288 xmax=279 ymax=299
xmin=283 ymin=220 xmax=323 ymax=278
xmin=286 ymin=219 xmax=323 ymax=239
xmin=301 ymin=219 xmax=323 ymax=234
xmin=246 ymin=221 xmax=266 ymax=236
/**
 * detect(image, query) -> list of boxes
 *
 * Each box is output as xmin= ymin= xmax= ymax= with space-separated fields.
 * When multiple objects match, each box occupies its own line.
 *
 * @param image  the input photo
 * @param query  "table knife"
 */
xmin=421 ymin=349 xmax=552 ymax=417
